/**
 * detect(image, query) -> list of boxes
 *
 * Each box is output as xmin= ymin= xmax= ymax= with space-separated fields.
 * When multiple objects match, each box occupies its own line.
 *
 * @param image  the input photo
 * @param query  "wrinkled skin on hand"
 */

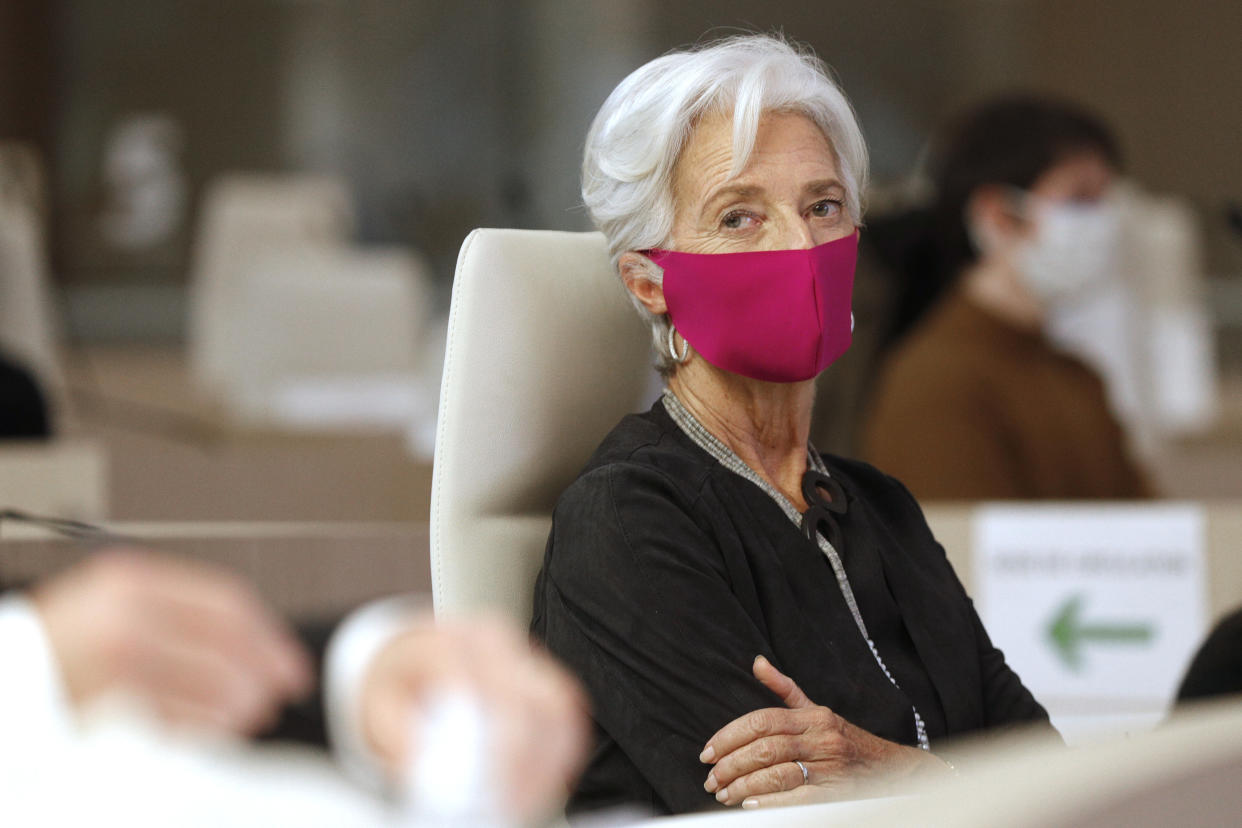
xmin=700 ymin=655 xmax=952 ymax=809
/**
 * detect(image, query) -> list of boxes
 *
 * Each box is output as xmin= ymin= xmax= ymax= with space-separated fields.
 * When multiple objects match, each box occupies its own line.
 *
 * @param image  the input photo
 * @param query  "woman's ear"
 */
xmin=619 ymin=251 xmax=668 ymax=315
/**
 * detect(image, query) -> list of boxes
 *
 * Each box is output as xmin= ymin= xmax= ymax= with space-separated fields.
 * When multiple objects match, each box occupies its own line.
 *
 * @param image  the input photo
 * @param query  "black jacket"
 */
xmin=533 ymin=401 xmax=1051 ymax=815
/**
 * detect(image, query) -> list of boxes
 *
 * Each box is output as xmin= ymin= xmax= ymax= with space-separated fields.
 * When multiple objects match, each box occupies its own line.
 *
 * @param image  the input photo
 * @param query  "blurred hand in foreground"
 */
xmin=361 ymin=614 xmax=590 ymax=821
xmin=32 ymin=548 xmax=312 ymax=735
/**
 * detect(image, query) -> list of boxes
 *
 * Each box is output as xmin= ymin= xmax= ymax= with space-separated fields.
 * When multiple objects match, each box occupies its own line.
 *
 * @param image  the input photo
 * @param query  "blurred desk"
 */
xmin=89 ymin=427 xmax=433 ymax=524
xmin=0 ymin=439 xmax=107 ymax=519
xmin=0 ymin=521 xmax=430 ymax=618
xmin=61 ymin=345 xmax=435 ymax=523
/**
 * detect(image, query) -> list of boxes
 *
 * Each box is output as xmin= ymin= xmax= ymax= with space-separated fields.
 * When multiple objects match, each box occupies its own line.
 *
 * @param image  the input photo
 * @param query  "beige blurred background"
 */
xmin=2 ymin=0 xmax=1241 ymax=531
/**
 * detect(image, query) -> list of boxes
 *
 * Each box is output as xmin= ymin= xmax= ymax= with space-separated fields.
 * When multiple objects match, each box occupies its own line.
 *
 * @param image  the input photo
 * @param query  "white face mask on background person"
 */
xmin=1012 ymin=194 xmax=1123 ymax=303
xmin=969 ymin=191 xmax=1123 ymax=305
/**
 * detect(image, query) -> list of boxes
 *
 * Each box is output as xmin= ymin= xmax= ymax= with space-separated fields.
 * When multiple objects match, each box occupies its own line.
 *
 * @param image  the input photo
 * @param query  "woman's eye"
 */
xmin=811 ymin=199 xmax=843 ymax=218
xmin=721 ymin=210 xmax=756 ymax=230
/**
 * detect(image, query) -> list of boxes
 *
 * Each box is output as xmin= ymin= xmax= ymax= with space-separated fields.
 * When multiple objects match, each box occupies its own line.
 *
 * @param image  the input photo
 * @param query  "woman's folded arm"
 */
xmin=534 ymin=461 xmax=787 ymax=813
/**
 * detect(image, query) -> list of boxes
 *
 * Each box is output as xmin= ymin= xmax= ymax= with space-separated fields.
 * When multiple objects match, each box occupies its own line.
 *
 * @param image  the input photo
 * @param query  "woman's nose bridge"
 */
xmin=774 ymin=210 xmax=816 ymax=249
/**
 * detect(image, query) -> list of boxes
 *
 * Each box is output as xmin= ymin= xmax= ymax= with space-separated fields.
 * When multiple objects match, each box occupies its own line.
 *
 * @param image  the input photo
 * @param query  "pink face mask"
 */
xmin=648 ymin=232 xmax=858 ymax=383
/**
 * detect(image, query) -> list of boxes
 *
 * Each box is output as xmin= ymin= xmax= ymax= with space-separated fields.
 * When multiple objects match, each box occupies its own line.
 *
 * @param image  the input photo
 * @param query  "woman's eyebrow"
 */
xmin=700 ymin=183 xmax=763 ymax=217
xmin=804 ymin=178 xmax=846 ymax=196
xmin=697 ymin=179 xmax=845 ymax=219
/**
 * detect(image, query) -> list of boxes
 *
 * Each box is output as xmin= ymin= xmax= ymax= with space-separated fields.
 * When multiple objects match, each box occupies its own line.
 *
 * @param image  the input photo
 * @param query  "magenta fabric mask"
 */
xmin=648 ymin=232 xmax=858 ymax=383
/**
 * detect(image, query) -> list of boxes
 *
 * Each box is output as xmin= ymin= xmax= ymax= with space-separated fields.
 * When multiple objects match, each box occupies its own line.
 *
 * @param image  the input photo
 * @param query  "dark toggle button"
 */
xmin=801 ymin=470 xmax=847 ymax=514
xmin=799 ymin=469 xmax=847 ymax=552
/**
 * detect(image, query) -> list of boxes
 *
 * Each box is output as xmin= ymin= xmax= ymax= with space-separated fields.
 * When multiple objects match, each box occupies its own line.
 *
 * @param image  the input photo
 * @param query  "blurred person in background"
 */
xmin=861 ymin=95 xmax=1154 ymax=500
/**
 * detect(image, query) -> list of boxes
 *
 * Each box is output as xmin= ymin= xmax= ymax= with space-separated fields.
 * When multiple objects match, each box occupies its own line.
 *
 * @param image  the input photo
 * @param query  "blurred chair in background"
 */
xmin=187 ymin=174 xmax=354 ymax=396
xmin=232 ymin=245 xmax=431 ymax=431
xmin=0 ymin=142 xmax=63 ymax=411
xmin=0 ymin=144 xmax=111 ymax=520
xmin=187 ymin=174 xmax=438 ymax=454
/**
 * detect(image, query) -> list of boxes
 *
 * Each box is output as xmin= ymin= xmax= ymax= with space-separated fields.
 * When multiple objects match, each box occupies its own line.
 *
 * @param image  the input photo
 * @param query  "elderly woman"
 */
xmin=531 ymin=35 xmax=1053 ymax=816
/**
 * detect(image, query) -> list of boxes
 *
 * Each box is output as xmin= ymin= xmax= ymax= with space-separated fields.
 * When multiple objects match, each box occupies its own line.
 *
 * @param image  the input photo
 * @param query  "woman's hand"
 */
xmin=700 ymin=655 xmax=951 ymax=808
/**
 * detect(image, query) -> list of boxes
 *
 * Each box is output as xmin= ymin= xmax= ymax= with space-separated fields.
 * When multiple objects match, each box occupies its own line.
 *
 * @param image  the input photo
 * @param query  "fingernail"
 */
xmin=704 ymin=771 xmax=718 ymax=793
xmin=715 ymin=787 xmax=728 ymax=803
xmin=754 ymin=654 xmax=769 ymax=667
xmin=742 ymin=798 xmax=759 ymax=810
xmin=699 ymin=745 xmax=715 ymax=763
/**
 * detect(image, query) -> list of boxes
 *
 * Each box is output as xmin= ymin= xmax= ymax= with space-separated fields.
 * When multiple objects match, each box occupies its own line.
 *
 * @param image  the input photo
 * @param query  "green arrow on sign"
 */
xmin=1047 ymin=594 xmax=1155 ymax=672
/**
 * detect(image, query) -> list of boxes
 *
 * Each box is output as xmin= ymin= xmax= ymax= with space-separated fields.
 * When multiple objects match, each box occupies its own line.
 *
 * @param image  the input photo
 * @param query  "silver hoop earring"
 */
xmin=667 ymin=325 xmax=690 ymax=364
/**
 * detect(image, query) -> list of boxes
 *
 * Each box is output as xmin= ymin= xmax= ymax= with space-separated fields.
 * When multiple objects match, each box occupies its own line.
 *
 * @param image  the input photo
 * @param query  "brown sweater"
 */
xmin=861 ymin=291 xmax=1153 ymax=501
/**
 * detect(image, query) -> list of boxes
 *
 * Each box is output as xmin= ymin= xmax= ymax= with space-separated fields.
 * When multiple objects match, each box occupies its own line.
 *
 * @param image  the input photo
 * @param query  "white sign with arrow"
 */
xmin=974 ymin=503 xmax=1206 ymax=739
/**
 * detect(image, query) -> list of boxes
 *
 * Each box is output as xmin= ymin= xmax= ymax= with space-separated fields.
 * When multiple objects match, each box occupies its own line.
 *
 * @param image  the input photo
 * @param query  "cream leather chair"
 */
xmin=430 ymin=229 xmax=654 ymax=622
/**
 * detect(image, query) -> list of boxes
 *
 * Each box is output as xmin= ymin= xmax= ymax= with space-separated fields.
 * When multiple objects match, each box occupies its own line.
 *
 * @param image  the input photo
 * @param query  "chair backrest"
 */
xmin=230 ymin=245 xmax=431 ymax=424
xmin=187 ymin=174 xmax=353 ymax=394
xmin=430 ymin=229 xmax=654 ymax=622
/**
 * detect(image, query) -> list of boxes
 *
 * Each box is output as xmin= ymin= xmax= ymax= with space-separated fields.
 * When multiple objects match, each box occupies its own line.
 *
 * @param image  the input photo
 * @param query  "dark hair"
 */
xmin=929 ymin=93 xmax=1122 ymax=281
xmin=878 ymin=94 xmax=1122 ymax=345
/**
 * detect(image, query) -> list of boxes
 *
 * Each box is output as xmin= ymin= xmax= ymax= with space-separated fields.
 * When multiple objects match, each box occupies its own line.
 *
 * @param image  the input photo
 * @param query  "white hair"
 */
xmin=581 ymin=33 xmax=869 ymax=373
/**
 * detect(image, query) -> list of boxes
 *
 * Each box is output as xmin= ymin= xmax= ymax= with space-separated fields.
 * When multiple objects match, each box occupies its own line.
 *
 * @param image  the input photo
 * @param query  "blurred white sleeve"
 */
xmin=323 ymin=593 xmax=425 ymax=792
xmin=0 ymin=593 xmax=74 ymax=745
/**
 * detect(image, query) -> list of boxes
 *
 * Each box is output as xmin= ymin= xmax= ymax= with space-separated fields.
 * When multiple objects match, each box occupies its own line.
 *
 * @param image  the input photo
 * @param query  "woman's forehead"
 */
xmin=672 ymin=110 xmax=840 ymax=207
